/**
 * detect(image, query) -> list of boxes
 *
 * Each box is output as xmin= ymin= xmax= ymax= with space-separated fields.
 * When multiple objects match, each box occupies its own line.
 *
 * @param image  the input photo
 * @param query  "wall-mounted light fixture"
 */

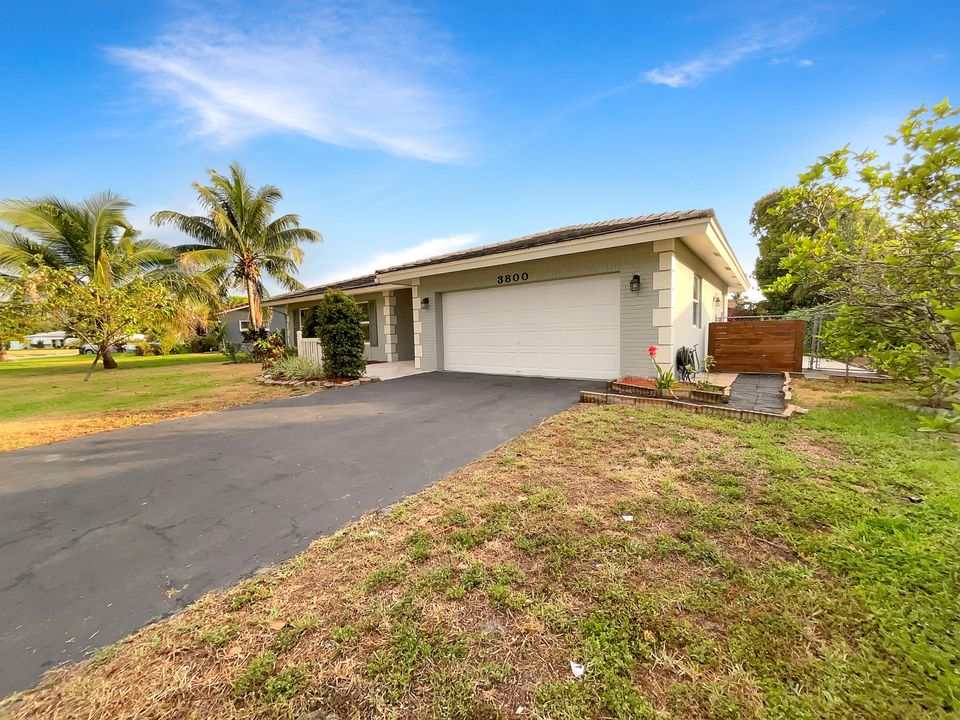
xmin=629 ymin=274 xmax=642 ymax=292
xmin=713 ymin=295 xmax=722 ymax=308
xmin=420 ymin=297 xmax=430 ymax=309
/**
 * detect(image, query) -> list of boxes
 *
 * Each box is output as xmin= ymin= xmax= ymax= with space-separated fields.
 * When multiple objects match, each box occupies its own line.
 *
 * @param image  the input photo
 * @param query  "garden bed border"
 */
xmin=581 ymin=390 xmax=794 ymax=422
xmin=256 ymin=376 xmax=381 ymax=388
xmin=607 ymin=380 xmax=729 ymax=404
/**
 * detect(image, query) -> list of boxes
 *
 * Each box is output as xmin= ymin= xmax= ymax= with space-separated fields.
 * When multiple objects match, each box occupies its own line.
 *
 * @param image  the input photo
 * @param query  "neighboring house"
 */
xmin=23 ymin=331 xmax=70 ymax=349
xmin=220 ymin=305 xmax=286 ymax=345
xmin=12 ymin=332 xmax=148 ymax=352
xmin=264 ymin=210 xmax=749 ymax=381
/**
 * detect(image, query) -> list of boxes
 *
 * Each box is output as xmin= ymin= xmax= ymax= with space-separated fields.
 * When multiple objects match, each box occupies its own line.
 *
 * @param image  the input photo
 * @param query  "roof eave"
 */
xmin=375 ymin=217 xmax=716 ymax=283
xmin=263 ymin=281 xmax=409 ymax=306
xmin=705 ymin=216 xmax=750 ymax=293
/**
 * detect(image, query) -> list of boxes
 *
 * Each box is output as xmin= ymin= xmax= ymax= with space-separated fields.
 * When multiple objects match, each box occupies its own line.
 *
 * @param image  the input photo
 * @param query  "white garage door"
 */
xmin=441 ymin=274 xmax=620 ymax=380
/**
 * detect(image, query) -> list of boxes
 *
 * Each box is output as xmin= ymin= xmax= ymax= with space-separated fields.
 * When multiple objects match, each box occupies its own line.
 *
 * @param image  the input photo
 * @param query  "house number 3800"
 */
xmin=497 ymin=272 xmax=529 ymax=284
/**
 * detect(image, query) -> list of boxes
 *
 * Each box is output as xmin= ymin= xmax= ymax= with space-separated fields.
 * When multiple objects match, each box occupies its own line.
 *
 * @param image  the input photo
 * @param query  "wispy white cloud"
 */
xmin=108 ymin=1 xmax=467 ymax=162
xmin=307 ymin=232 xmax=480 ymax=285
xmin=771 ymin=57 xmax=815 ymax=67
xmin=643 ymin=18 xmax=818 ymax=88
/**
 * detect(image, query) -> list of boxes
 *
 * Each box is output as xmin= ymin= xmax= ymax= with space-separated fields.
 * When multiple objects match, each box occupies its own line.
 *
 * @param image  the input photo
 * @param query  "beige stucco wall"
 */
xmin=415 ymin=244 xmax=660 ymax=376
xmin=274 ymin=238 xmax=732 ymax=377
xmin=672 ymin=241 xmax=727 ymax=362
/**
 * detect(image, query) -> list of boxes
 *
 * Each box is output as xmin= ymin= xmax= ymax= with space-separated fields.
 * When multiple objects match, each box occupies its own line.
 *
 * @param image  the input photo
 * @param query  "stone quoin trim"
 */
xmin=382 ymin=290 xmax=398 ymax=362
xmin=410 ymin=279 xmax=422 ymax=369
xmin=651 ymin=238 xmax=676 ymax=370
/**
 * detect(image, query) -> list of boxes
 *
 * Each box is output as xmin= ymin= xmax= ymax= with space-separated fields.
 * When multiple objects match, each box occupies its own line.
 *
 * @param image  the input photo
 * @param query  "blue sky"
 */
xmin=1 ymin=1 xmax=957 ymax=294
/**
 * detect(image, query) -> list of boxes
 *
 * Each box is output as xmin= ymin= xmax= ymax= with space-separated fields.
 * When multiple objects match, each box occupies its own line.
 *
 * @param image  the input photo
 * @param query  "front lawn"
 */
xmin=2 ymin=381 xmax=957 ymax=719
xmin=3 ymin=348 xmax=77 ymax=357
xmin=0 ymin=353 xmax=302 ymax=451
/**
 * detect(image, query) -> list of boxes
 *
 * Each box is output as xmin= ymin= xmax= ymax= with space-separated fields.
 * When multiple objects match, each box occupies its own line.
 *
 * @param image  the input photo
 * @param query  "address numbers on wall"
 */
xmin=496 ymin=272 xmax=529 ymax=284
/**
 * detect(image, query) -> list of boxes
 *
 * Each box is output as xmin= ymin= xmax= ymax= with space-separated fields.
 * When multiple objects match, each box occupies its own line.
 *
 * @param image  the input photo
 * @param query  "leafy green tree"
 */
xmin=920 ymin=265 xmax=960 ymax=430
xmin=0 ymin=274 xmax=39 ymax=360
xmin=153 ymin=163 xmax=321 ymax=332
xmin=750 ymin=188 xmax=857 ymax=314
xmin=34 ymin=265 xmax=173 ymax=379
xmin=315 ymin=290 xmax=366 ymax=379
xmin=768 ymin=100 xmax=960 ymax=401
xmin=0 ymin=192 xmax=215 ymax=368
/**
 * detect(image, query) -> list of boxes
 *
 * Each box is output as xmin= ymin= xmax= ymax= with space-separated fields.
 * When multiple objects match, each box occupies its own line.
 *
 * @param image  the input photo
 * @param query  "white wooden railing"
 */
xmin=296 ymin=331 xmax=323 ymax=363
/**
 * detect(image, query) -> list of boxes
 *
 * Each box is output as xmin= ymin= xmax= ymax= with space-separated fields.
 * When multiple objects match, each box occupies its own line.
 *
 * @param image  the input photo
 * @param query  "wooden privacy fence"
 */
xmin=707 ymin=320 xmax=805 ymax=373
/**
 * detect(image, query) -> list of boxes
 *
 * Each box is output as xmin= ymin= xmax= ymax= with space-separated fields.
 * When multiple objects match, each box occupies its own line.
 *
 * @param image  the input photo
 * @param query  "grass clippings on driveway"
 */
xmin=2 ymin=380 xmax=957 ymax=719
xmin=0 ymin=353 xmax=306 ymax=451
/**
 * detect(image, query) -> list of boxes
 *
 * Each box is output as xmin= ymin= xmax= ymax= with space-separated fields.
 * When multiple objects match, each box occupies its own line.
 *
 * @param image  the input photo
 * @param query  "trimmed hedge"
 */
xmin=315 ymin=290 xmax=366 ymax=379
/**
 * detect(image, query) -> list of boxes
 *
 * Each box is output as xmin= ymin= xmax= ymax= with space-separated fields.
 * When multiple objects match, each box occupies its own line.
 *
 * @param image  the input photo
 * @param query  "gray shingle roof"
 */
xmin=264 ymin=274 xmax=378 ymax=304
xmin=265 ymin=210 xmax=715 ymax=303
xmin=377 ymin=209 xmax=714 ymax=274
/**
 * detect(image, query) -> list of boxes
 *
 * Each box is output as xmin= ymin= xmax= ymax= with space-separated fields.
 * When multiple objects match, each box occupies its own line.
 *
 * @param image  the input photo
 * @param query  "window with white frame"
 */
xmin=692 ymin=274 xmax=702 ymax=328
xmin=239 ymin=319 xmax=249 ymax=333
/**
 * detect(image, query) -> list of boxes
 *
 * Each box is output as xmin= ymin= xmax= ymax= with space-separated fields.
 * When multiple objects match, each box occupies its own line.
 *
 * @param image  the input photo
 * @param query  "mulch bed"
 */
xmin=256 ymin=376 xmax=380 ymax=388
xmin=619 ymin=376 xmax=698 ymax=390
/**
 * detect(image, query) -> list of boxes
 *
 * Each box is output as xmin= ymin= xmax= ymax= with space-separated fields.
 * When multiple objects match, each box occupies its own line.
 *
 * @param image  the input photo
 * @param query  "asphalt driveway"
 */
xmin=0 ymin=372 xmax=598 ymax=695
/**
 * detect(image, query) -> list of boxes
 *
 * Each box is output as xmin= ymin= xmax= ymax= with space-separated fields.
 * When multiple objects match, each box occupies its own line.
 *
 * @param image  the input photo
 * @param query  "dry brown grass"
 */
xmin=0 ymin=400 xmax=815 ymax=720
xmin=0 ymin=362 xmax=309 ymax=452
xmin=3 ymin=380 xmax=949 ymax=719
xmin=0 ymin=383 xmax=298 ymax=451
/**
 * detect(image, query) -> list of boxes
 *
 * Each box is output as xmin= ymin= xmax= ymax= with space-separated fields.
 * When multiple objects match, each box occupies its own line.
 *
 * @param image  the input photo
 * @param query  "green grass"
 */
xmin=6 ymin=380 xmax=959 ymax=719
xmin=0 ymin=352 xmax=291 ymax=450
xmin=0 ymin=352 xmax=235 ymax=421
xmin=232 ymin=652 xmax=308 ymax=702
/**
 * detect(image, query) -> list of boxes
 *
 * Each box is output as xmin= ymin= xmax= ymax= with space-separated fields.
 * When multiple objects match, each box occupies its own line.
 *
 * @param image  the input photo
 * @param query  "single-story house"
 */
xmin=219 ymin=305 xmax=287 ymax=345
xmin=20 ymin=331 xmax=70 ymax=349
xmin=264 ymin=210 xmax=749 ymax=381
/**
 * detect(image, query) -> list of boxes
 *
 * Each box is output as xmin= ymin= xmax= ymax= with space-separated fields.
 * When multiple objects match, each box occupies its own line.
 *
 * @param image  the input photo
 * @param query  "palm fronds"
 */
xmin=0 ymin=192 xmax=221 ymax=344
xmin=153 ymin=163 xmax=321 ymax=329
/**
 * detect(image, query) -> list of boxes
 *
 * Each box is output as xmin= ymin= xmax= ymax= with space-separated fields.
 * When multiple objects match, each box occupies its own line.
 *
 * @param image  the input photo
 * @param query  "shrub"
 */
xmin=183 ymin=334 xmax=220 ymax=353
xmin=263 ymin=356 xmax=325 ymax=381
xmin=221 ymin=341 xmax=241 ymax=361
xmin=315 ymin=290 xmax=366 ymax=379
xmin=233 ymin=351 xmax=256 ymax=364
xmin=301 ymin=306 xmax=321 ymax=338
xmin=241 ymin=326 xmax=270 ymax=344
xmin=134 ymin=341 xmax=162 ymax=356
xmin=157 ymin=332 xmax=181 ymax=355
xmin=252 ymin=332 xmax=286 ymax=369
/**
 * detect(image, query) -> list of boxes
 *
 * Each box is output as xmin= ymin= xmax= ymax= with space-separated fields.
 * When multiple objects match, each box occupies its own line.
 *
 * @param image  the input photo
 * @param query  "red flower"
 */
xmin=648 ymin=345 xmax=657 ymax=358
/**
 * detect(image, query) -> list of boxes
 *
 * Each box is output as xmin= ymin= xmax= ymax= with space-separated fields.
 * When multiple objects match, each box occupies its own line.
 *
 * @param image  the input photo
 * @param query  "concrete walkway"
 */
xmin=728 ymin=373 xmax=786 ymax=414
xmin=0 ymin=372 xmax=600 ymax=695
xmin=367 ymin=360 xmax=426 ymax=381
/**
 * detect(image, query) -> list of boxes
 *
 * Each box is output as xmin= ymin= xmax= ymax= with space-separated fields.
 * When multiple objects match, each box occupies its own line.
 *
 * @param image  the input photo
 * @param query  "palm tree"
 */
xmin=153 ymin=163 xmax=321 ymax=332
xmin=0 ymin=192 xmax=216 ymax=368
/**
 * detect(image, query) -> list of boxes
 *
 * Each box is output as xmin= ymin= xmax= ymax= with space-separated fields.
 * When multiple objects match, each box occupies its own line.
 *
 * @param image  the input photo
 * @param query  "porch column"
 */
xmin=410 ymin=280 xmax=422 ymax=369
xmin=651 ymin=238 xmax=676 ymax=371
xmin=382 ymin=290 xmax=399 ymax=362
